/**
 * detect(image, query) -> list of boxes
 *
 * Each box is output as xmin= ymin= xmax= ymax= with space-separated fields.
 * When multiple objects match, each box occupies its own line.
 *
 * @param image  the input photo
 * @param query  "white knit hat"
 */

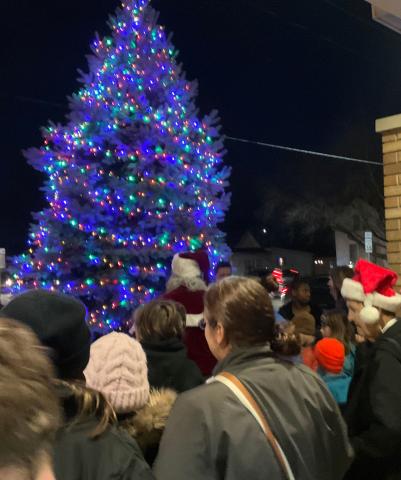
xmin=84 ymin=332 xmax=149 ymax=413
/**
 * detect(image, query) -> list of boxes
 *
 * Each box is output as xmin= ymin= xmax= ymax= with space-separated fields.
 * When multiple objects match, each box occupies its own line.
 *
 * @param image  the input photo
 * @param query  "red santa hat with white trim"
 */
xmin=341 ymin=259 xmax=401 ymax=324
xmin=171 ymin=250 xmax=210 ymax=284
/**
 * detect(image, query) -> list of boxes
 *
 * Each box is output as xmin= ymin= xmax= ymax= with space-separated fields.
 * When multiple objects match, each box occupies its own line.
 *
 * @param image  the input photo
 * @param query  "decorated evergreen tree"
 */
xmin=10 ymin=0 xmax=230 ymax=332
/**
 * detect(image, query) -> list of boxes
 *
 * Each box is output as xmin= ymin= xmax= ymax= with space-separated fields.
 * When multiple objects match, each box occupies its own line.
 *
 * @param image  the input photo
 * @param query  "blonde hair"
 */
xmin=0 ymin=317 xmax=60 ymax=474
xmin=135 ymin=300 xmax=186 ymax=342
xmin=57 ymin=380 xmax=117 ymax=439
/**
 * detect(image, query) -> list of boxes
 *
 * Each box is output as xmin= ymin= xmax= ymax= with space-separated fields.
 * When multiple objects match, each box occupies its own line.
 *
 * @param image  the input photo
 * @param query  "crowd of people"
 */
xmin=0 ymin=251 xmax=400 ymax=480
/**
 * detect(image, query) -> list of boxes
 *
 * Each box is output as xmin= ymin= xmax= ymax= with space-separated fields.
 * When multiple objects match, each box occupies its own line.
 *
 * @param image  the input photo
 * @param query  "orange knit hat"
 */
xmin=314 ymin=338 xmax=345 ymax=374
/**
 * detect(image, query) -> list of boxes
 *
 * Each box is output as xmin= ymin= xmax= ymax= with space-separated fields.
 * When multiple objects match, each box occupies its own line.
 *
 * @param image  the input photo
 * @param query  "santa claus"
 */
xmin=163 ymin=250 xmax=216 ymax=376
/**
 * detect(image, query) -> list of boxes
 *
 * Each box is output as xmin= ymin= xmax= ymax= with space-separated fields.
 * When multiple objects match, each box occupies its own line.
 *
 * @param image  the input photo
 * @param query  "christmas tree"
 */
xmin=10 ymin=0 xmax=230 ymax=332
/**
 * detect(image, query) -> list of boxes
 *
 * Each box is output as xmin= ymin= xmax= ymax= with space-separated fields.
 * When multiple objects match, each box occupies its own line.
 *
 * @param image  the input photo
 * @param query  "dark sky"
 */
xmin=2 ymin=0 xmax=401 ymax=255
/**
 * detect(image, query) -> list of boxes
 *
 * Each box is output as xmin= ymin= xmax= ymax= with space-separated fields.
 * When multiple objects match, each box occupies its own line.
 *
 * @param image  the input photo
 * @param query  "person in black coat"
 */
xmin=134 ymin=299 xmax=204 ymax=391
xmin=341 ymin=259 xmax=401 ymax=480
xmin=1 ymin=290 xmax=154 ymax=480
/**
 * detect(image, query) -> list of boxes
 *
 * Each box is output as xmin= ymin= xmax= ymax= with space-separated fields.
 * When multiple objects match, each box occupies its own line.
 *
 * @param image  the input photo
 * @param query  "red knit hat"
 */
xmin=171 ymin=250 xmax=210 ymax=284
xmin=341 ymin=259 xmax=401 ymax=324
xmin=315 ymin=338 xmax=345 ymax=374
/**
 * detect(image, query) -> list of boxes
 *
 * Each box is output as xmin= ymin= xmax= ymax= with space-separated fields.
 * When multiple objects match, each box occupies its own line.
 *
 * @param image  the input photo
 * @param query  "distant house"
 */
xmin=335 ymin=230 xmax=387 ymax=267
xmin=231 ymin=231 xmax=315 ymax=276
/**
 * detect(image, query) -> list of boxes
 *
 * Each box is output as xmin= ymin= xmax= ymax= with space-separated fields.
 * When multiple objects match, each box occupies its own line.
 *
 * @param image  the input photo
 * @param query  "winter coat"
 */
xmin=163 ymin=285 xmax=216 ymax=375
xmin=53 ymin=384 xmax=154 ymax=480
xmin=118 ymin=388 xmax=177 ymax=466
xmin=141 ymin=338 xmax=204 ymax=392
xmin=343 ymin=343 xmax=356 ymax=377
xmin=153 ymin=345 xmax=353 ymax=480
xmin=319 ymin=370 xmax=351 ymax=407
xmin=344 ymin=320 xmax=401 ymax=480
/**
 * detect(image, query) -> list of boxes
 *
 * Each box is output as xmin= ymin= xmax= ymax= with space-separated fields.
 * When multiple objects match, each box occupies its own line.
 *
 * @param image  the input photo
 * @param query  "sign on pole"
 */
xmin=364 ymin=232 xmax=373 ymax=254
xmin=0 ymin=248 xmax=5 ymax=270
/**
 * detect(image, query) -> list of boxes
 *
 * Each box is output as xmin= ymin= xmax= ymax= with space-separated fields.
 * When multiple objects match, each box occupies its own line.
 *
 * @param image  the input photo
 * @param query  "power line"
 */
xmin=0 ymin=94 xmax=65 ymax=109
xmin=225 ymin=135 xmax=382 ymax=166
xmin=1 ymin=92 xmax=383 ymax=167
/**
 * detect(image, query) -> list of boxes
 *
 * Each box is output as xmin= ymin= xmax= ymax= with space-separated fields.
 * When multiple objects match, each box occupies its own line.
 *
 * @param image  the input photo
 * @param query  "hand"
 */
xmin=354 ymin=334 xmax=365 ymax=344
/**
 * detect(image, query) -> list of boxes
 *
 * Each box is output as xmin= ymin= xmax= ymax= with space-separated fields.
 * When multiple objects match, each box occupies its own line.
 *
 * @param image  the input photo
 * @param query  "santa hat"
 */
xmin=171 ymin=250 xmax=210 ymax=284
xmin=341 ymin=259 xmax=401 ymax=324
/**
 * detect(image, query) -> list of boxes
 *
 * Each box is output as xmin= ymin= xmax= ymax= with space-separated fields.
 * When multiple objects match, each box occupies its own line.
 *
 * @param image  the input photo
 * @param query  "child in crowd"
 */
xmin=291 ymin=312 xmax=318 ymax=371
xmin=1 ymin=289 xmax=154 ymax=480
xmin=163 ymin=250 xmax=216 ymax=376
xmin=320 ymin=309 xmax=356 ymax=377
xmin=134 ymin=299 xmax=204 ymax=391
xmin=315 ymin=338 xmax=351 ymax=410
xmin=85 ymin=332 xmax=177 ymax=465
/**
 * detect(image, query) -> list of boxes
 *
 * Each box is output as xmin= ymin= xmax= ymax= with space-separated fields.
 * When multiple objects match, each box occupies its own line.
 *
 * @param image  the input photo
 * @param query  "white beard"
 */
xmin=166 ymin=274 xmax=207 ymax=293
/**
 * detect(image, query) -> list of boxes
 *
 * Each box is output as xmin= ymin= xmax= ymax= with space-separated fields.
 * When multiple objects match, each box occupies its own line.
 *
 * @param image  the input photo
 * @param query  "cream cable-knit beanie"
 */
xmin=84 ymin=332 xmax=149 ymax=413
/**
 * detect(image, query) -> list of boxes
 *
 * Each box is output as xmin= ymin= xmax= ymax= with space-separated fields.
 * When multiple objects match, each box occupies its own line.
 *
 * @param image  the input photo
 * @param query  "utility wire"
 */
xmin=2 ymin=94 xmax=383 ymax=166
xmin=225 ymin=135 xmax=382 ymax=166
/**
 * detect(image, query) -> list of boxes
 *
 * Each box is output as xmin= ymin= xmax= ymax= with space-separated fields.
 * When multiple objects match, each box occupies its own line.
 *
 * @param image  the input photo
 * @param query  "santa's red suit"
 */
xmin=163 ymin=251 xmax=216 ymax=376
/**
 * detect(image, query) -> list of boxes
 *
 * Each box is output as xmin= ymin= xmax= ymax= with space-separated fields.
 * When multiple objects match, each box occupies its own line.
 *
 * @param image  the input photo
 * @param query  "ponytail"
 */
xmin=271 ymin=327 xmax=301 ymax=357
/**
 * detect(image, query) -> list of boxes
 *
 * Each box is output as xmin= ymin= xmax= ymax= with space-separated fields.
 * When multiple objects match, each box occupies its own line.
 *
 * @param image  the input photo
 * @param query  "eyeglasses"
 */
xmin=198 ymin=318 xmax=206 ymax=330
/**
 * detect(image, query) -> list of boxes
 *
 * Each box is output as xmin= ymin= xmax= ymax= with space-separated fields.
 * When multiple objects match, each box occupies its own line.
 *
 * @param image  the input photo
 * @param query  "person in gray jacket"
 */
xmin=154 ymin=276 xmax=353 ymax=480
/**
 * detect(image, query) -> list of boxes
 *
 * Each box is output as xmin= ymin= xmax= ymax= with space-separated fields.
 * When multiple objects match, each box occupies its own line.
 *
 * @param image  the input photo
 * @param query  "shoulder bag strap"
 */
xmin=214 ymin=371 xmax=295 ymax=480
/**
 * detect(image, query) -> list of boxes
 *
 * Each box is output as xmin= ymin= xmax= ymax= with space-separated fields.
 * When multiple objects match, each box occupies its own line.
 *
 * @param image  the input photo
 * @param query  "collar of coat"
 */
xmin=212 ymin=344 xmax=274 ymax=377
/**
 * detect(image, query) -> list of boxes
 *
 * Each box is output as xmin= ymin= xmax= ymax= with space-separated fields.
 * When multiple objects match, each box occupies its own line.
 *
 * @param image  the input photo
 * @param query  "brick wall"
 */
xmin=376 ymin=114 xmax=401 ymax=286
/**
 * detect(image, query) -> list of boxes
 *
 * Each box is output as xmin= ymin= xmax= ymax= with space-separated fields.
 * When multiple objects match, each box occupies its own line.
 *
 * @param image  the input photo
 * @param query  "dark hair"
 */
xmin=291 ymin=277 xmax=310 ymax=291
xmin=214 ymin=261 xmax=232 ymax=274
xmin=271 ymin=328 xmax=301 ymax=356
xmin=135 ymin=299 xmax=186 ymax=342
xmin=329 ymin=266 xmax=354 ymax=295
xmin=204 ymin=276 xmax=300 ymax=355
xmin=260 ymin=274 xmax=279 ymax=294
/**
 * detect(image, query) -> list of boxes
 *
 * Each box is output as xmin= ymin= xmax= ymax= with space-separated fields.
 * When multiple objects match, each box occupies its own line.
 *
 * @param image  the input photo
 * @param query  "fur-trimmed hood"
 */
xmin=118 ymin=388 xmax=177 ymax=459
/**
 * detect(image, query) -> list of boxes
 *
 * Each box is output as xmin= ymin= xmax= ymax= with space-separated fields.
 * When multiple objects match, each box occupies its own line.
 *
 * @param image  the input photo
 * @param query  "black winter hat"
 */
xmin=1 ymin=289 xmax=90 ymax=380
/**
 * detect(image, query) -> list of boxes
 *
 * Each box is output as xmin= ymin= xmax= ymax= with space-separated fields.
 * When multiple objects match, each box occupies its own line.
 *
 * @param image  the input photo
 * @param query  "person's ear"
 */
xmin=215 ymin=323 xmax=227 ymax=347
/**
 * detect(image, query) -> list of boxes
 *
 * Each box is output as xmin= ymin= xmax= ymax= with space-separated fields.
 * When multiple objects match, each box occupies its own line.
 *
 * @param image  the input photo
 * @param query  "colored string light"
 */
xmin=9 ymin=0 xmax=231 ymax=332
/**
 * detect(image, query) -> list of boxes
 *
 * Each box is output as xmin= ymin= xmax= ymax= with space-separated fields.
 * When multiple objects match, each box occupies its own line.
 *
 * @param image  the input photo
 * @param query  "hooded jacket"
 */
xmin=118 ymin=388 xmax=177 ymax=465
xmin=141 ymin=338 xmax=204 ymax=392
xmin=153 ymin=345 xmax=353 ymax=480
xmin=344 ymin=320 xmax=401 ymax=480
xmin=163 ymin=285 xmax=216 ymax=376
xmin=53 ymin=383 xmax=154 ymax=480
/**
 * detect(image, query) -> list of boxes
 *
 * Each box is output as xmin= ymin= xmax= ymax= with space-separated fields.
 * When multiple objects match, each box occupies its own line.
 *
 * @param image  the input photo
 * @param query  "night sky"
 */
xmin=2 ymin=0 xmax=401 ymax=256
